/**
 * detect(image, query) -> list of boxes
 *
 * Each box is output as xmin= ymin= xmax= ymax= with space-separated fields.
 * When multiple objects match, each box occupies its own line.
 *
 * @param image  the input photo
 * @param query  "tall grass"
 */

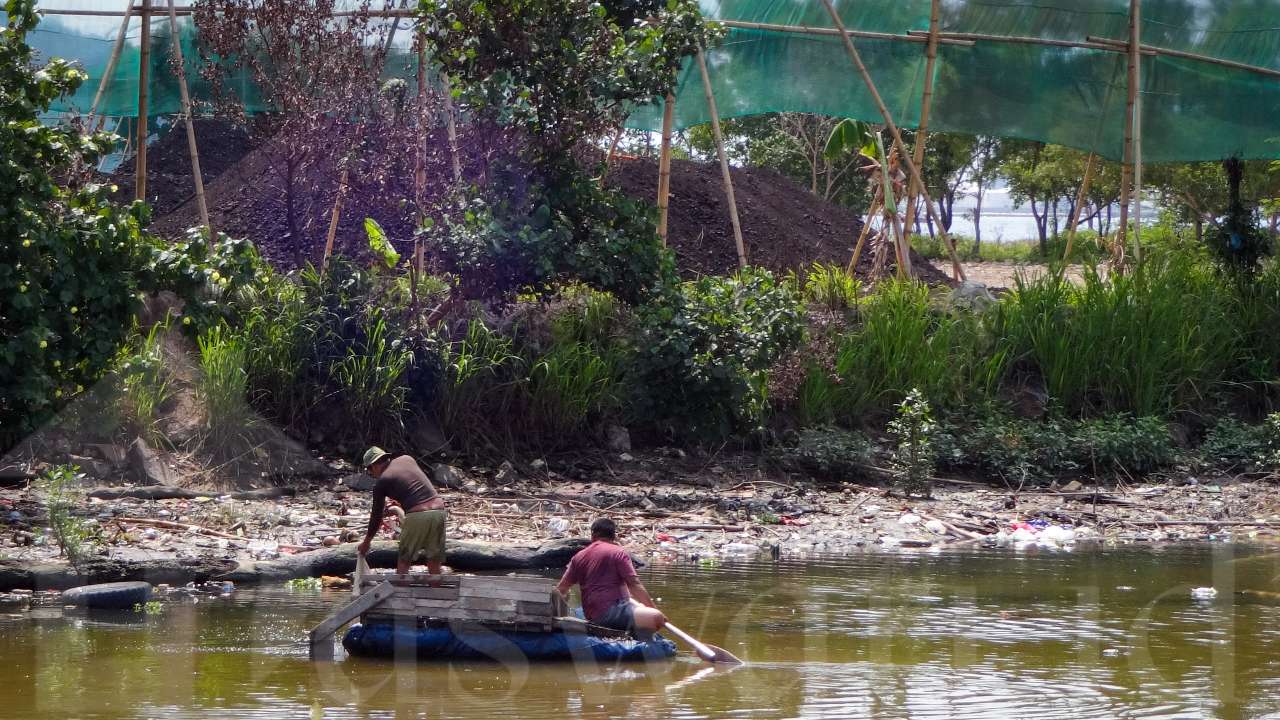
xmin=436 ymin=320 xmax=524 ymax=453
xmin=237 ymin=274 xmax=314 ymax=429
xmin=120 ymin=319 xmax=176 ymax=445
xmin=999 ymin=257 xmax=1239 ymax=416
xmin=803 ymin=263 xmax=861 ymax=313
xmin=196 ymin=324 xmax=258 ymax=456
xmin=798 ymin=280 xmax=1005 ymax=423
xmin=329 ymin=314 xmax=413 ymax=444
xmin=526 ymin=341 xmax=622 ymax=441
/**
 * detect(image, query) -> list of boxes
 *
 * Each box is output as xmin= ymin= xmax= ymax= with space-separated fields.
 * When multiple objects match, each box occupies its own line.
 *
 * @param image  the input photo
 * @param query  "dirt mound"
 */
xmin=608 ymin=157 xmax=951 ymax=284
xmin=111 ymin=118 xmax=261 ymax=220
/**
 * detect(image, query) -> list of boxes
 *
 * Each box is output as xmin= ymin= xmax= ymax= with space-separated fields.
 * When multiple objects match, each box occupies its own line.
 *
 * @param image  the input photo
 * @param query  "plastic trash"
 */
xmin=547 ymin=517 xmax=570 ymax=537
xmin=1191 ymin=587 xmax=1218 ymax=600
xmin=1040 ymin=525 xmax=1076 ymax=545
xmin=898 ymin=513 xmax=921 ymax=525
xmin=1010 ymin=527 xmax=1038 ymax=543
xmin=721 ymin=542 xmax=760 ymax=557
xmin=924 ymin=519 xmax=948 ymax=535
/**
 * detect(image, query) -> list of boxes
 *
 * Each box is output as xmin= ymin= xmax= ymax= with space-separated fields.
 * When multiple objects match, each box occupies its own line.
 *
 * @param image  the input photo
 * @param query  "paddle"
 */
xmin=662 ymin=621 xmax=743 ymax=665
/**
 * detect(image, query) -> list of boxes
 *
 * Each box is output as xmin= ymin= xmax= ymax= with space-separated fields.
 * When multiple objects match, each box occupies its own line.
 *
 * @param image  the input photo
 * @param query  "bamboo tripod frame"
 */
xmin=1117 ymin=0 xmax=1143 ymax=264
xmin=902 ymin=0 xmax=939 ymax=243
xmin=697 ymin=50 xmax=748 ymax=269
xmin=165 ymin=0 xmax=209 ymax=234
xmin=135 ymin=0 xmax=151 ymax=202
xmin=818 ymin=0 xmax=964 ymax=283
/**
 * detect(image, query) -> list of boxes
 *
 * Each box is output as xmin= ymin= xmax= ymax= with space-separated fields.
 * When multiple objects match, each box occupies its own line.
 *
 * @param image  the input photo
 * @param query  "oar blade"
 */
xmin=704 ymin=643 xmax=743 ymax=665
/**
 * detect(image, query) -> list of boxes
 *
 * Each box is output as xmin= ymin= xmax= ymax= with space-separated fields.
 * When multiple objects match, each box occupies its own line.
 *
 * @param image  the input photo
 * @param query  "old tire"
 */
xmin=62 ymin=581 xmax=153 ymax=609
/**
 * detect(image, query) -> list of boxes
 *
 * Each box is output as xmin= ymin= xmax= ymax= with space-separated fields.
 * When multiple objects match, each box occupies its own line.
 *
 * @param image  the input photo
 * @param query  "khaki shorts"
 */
xmin=398 ymin=509 xmax=446 ymax=565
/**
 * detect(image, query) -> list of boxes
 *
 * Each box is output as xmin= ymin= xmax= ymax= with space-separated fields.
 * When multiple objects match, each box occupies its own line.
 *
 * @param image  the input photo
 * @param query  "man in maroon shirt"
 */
xmin=556 ymin=518 xmax=666 ymax=640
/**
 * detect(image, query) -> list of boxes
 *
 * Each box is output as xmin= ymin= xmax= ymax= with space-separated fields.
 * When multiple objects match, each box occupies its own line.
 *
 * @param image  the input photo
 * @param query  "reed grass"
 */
xmin=196 ymin=323 xmax=258 ymax=456
xmin=120 ymin=319 xmax=176 ymax=446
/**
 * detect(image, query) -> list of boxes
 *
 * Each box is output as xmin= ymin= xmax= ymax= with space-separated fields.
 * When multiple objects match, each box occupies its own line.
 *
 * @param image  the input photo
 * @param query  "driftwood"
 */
xmin=218 ymin=538 xmax=590 ymax=584
xmin=88 ymin=486 xmax=295 ymax=501
xmin=0 ymin=556 xmax=237 ymax=591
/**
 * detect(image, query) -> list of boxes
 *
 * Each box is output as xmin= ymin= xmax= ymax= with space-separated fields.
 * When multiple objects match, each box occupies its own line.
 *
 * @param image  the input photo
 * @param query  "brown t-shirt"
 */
xmin=560 ymin=540 xmax=638 ymax=622
xmin=366 ymin=456 xmax=437 ymax=538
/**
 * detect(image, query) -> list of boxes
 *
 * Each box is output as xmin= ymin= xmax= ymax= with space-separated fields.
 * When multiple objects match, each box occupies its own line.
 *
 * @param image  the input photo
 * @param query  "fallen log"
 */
xmin=218 ymin=537 xmax=590 ymax=584
xmin=116 ymin=516 xmax=245 ymax=541
xmin=0 ymin=556 xmax=237 ymax=591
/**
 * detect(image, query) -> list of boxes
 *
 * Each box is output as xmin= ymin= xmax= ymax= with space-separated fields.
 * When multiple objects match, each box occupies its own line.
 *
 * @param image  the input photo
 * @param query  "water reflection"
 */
xmin=2 ymin=545 xmax=1280 ymax=718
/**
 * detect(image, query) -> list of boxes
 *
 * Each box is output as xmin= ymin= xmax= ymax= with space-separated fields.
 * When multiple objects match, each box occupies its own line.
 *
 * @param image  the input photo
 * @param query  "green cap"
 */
xmin=361 ymin=446 xmax=389 ymax=468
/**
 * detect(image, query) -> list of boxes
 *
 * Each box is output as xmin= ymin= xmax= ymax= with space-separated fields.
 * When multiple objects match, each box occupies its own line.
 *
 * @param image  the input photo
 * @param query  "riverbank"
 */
xmin=3 ymin=448 xmax=1279 ymax=591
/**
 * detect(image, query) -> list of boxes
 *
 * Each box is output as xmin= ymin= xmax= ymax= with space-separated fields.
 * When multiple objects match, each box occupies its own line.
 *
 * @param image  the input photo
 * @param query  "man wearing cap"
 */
xmin=357 ymin=447 xmax=447 ymax=575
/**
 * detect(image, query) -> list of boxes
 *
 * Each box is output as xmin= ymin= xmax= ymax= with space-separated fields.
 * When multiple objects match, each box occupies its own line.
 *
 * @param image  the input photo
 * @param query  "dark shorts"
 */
xmin=592 ymin=599 xmax=635 ymax=632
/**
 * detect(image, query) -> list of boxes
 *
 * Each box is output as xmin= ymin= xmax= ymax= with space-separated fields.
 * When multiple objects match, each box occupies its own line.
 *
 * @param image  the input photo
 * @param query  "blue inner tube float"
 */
xmin=342 ymin=623 xmax=677 ymax=662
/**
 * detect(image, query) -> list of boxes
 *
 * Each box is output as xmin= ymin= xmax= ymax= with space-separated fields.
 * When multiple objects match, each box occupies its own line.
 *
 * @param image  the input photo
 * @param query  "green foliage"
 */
xmin=36 ymin=465 xmax=95 ymax=568
xmin=1073 ymin=415 xmax=1175 ymax=475
xmin=1200 ymin=414 xmax=1280 ymax=472
xmin=436 ymin=320 xmax=525 ymax=453
xmin=799 ymin=280 xmax=1005 ymax=423
xmin=196 ymin=324 xmax=258 ymax=456
xmin=775 ymin=426 xmax=872 ymax=480
xmin=803 ymin=263 xmax=861 ymax=313
xmin=285 ymin=577 xmax=323 ymax=591
xmin=936 ymin=410 xmax=1174 ymax=481
xmin=330 ymin=314 xmax=413 ymax=443
xmin=0 ymin=4 xmax=260 ymax=451
xmin=998 ymin=258 xmax=1239 ymax=417
xmin=364 ymin=218 xmax=401 ymax=269
xmin=526 ymin=341 xmax=622 ymax=441
xmin=934 ymin=411 xmax=1078 ymax=484
xmin=119 ymin=319 xmax=177 ymax=446
xmin=133 ymin=601 xmax=164 ymax=615
xmin=630 ymin=268 xmax=806 ymax=438
xmin=422 ymin=0 xmax=717 ymax=159
xmin=888 ymin=390 xmax=935 ymax=497
xmin=425 ymin=176 xmax=676 ymax=304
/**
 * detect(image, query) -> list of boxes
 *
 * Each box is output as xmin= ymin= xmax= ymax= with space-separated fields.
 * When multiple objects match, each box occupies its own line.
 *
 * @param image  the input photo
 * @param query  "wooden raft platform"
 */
xmin=357 ymin=572 xmax=570 ymax=630
xmin=309 ymin=572 xmax=625 ymax=660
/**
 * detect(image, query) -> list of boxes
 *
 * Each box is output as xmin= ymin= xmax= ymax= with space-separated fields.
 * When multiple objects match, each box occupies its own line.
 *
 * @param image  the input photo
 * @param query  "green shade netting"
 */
xmin=16 ymin=0 xmax=1280 ymax=162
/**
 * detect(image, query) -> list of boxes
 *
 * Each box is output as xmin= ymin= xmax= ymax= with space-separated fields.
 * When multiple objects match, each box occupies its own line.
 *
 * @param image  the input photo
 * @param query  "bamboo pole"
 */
xmin=1117 ymin=0 xmax=1141 ymax=263
xmin=322 ymin=149 xmax=354 ymax=272
xmin=847 ymin=190 xmax=882 ymax=274
xmin=1131 ymin=0 xmax=1144 ymax=263
xmin=903 ymin=0 xmax=939 ymax=259
xmin=721 ymin=19 xmax=972 ymax=46
xmin=657 ymin=94 xmax=675 ymax=246
xmin=1087 ymin=35 xmax=1280 ymax=81
xmin=87 ymin=2 xmax=134 ymax=131
xmin=1062 ymin=152 xmax=1096 ymax=262
xmin=134 ymin=0 xmax=151 ymax=203
xmin=696 ymin=50 xmax=747 ymax=269
xmin=165 ymin=0 xmax=210 ymax=236
xmin=818 ymin=0 xmax=963 ymax=282
xmin=441 ymin=73 xmax=463 ymax=186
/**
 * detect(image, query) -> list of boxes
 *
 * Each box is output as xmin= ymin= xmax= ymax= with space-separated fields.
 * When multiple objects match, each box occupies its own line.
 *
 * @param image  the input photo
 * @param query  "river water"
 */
xmin=4 ymin=544 xmax=1280 ymax=719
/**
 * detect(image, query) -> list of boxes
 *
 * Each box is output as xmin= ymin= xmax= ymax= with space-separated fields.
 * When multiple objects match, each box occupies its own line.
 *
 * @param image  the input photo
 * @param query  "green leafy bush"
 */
xmin=0 ymin=4 xmax=261 ymax=451
xmin=1200 ymin=414 xmax=1280 ymax=472
xmin=1073 ymin=415 xmax=1175 ymax=475
xmin=424 ymin=178 xmax=676 ymax=305
xmin=775 ymin=426 xmax=873 ymax=480
xmin=629 ymin=268 xmax=805 ymax=438
xmin=803 ymin=263 xmax=861 ymax=313
xmin=889 ymin=389 xmax=936 ymax=497
xmin=36 ymin=465 xmax=96 ymax=568
xmin=197 ymin=324 xmax=258 ymax=456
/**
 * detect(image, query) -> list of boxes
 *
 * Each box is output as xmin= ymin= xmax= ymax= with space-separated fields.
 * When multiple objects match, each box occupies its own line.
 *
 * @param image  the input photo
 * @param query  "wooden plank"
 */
xmin=369 ymin=605 xmax=554 ymax=624
xmin=516 ymin=601 xmax=554 ymax=616
xmin=310 ymin=581 xmax=395 ymax=660
xmin=465 ymin=574 xmax=557 ymax=588
xmin=360 ymin=574 xmax=461 ymax=589
xmin=406 ymin=586 xmax=461 ymax=600
xmin=458 ymin=586 xmax=554 ymax=603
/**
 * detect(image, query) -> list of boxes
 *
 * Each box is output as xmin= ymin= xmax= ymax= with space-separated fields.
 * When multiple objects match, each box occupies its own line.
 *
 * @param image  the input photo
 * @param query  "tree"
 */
xmin=194 ymin=0 xmax=394 ymax=264
xmin=687 ymin=113 xmax=872 ymax=211
xmin=965 ymin=136 xmax=1001 ymax=255
xmin=417 ymin=0 xmax=715 ymax=302
xmin=999 ymin=142 xmax=1097 ymax=254
xmin=422 ymin=0 xmax=716 ymax=172
xmin=1 ymin=0 xmax=256 ymax=451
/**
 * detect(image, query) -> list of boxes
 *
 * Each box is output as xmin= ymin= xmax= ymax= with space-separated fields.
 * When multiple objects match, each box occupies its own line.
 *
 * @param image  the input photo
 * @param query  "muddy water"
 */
xmin=4 ymin=545 xmax=1280 ymax=719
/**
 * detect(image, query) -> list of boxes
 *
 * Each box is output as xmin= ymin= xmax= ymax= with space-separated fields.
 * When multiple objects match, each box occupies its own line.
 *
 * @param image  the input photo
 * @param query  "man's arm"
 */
xmin=625 ymin=576 xmax=657 ymax=608
xmin=556 ymin=560 xmax=578 ymax=600
xmin=357 ymin=485 xmax=386 ymax=555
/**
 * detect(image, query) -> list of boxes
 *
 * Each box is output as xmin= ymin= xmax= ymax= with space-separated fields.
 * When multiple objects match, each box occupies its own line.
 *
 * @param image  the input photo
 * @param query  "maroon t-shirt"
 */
xmin=560 ymin=540 xmax=637 ymax=621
